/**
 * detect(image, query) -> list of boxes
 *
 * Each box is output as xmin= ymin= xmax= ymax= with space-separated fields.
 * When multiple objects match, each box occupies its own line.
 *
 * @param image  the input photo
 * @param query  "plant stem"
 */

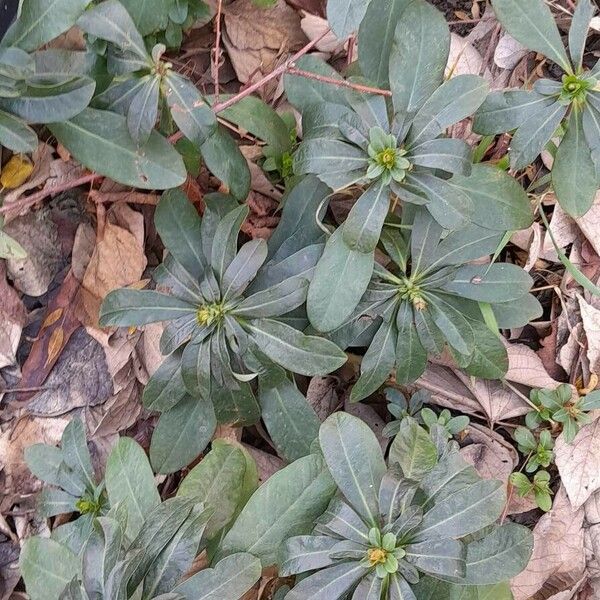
xmin=285 ymin=67 xmax=392 ymax=97
xmin=213 ymin=0 xmax=223 ymax=102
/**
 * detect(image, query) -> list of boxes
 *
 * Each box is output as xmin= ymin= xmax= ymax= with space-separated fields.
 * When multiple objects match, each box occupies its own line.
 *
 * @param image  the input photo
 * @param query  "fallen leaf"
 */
xmin=301 ymin=13 xmax=344 ymax=53
xmin=511 ymin=487 xmax=586 ymax=600
xmin=0 ymin=263 xmax=27 ymax=370
xmin=306 ymin=376 xmax=339 ymax=421
xmin=577 ymin=295 xmax=600 ymax=374
xmin=555 ymin=416 xmax=600 ymax=509
xmin=242 ymin=444 xmax=284 ymax=483
xmin=505 ymin=343 xmax=562 ymax=389
xmin=0 ymin=155 xmax=34 ymax=189
xmin=446 ymin=33 xmax=491 ymax=80
xmin=494 ymin=33 xmax=528 ymax=70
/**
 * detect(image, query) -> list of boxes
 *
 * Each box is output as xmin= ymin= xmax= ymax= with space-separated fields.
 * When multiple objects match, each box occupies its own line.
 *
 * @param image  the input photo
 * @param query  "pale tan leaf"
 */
xmin=577 ymin=294 xmax=600 ymax=374
xmin=505 ymin=343 xmax=562 ymax=389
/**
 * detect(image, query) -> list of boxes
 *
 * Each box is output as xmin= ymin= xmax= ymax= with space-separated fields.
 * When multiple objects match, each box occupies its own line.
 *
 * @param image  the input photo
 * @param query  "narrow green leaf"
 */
xmin=285 ymin=562 xmax=368 ymax=600
xmin=0 ymin=109 xmax=37 ymax=152
xmin=326 ymin=0 xmax=370 ymax=38
xmin=127 ymin=74 xmax=159 ymax=144
xmin=61 ymin=419 xmax=95 ymax=492
xmin=210 ymin=204 xmax=248 ymax=282
xmin=569 ymin=0 xmax=595 ymax=71
xmin=222 ymin=239 xmax=268 ymax=301
xmin=119 ymin=0 xmax=172 ymax=35
xmin=389 ymin=416 xmax=438 ymax=480
xmin=395 ymin=302 xmax=428 ymax=384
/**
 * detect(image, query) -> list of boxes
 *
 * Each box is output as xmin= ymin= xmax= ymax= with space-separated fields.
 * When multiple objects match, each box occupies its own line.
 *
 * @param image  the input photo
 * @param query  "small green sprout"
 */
xmin=510 ymin=470 xmax=553 ymax=512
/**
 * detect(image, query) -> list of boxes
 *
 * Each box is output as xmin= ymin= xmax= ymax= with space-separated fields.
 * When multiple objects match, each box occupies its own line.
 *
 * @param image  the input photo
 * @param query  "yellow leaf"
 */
xmin=1 ymin=154 xmax=34 ymax=189
xmin=45 ymin=327 xmax=64 ymax=368
xmin=41 ymin=308 xmax=64 ymax=330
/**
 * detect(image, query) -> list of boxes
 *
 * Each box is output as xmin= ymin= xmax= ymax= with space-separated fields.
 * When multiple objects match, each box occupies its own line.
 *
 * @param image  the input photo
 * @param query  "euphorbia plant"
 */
xmin=474 ymin=0 xmax=600 ymax=217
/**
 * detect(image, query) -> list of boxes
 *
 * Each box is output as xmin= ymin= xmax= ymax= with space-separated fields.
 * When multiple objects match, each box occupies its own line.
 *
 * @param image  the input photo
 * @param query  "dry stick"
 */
xmin=0 ymin=173 xmax=102 ymax=215
xmin=213 ymin=0 xmax=224 ymax=102
xmin=286 ymin=67 xmax=392 ymax=97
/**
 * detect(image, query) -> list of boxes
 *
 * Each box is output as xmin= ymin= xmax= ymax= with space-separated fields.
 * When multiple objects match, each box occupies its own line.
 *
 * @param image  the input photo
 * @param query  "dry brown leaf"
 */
xmin=575 ymin=191 xmax=600 ymax=258
xmin=555 ymin=416 xmax=600 ymax=509
xmin=505 ymin=343 xmax=562 ymax=389
xmin=0 ymin=263 xmax=27 ymax=370
xmin=242 ymin=445 xmax=285 ymax=483
xmin=511 ymin=487 xmax=586 ymax=600
xmin=577 ymin=295 xmax=600 ymax=374
xmin=300 ymin=13 xmax=344 ymax=53
xmin=306 ymin=376 xmax=339 ymax=421
xmin=494 ymin=33 xmax=528 ymax=69
xmin=446 ymin=33 xmax=491 ymax=80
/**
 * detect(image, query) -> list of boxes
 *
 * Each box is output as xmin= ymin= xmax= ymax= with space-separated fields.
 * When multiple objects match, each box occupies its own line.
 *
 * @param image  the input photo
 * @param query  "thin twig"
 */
xmin=0 ymin=173 xmax=102 ymax=215
xmin=211 ymin=29 xmax=330 ymax=113
xmin=213 ymin=0 xmax=223 ymax=102
xmin=286 ymin=67 xmax=392 ymax=96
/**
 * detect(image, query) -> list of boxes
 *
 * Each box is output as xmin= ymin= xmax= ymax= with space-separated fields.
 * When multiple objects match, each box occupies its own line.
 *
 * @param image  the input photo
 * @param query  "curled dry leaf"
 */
xmin=511 ymin=487 xmax=586 ymax=600
xmin=494 ymin=33 xmax=528 ymax=70
xmin=446 ymin=33 xmax=491 ymax=80
xmin=555 ymin=416 xmax=600 ymax=510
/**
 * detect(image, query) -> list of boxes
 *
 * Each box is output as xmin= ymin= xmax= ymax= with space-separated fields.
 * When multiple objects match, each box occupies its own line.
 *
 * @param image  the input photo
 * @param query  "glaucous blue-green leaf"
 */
xmin=491 ymin=293 xmax=543 ymax=328
xmin=358 ymin=0 xmax=412 ymax=87
xmin=294 ymin=138 xmax=368 ymax=190
xmin=342 ymin=179 xmax=390 ymax=252
xmin=25 ymin=443 xmax=63 ymax=487
xmin=94 ymin=76 xmax=149 ymax=115
xmin=160 ymin=315 xmax=201 ymax=355
xmin=212 ymin=382 xmax=261 ymax=426
xmin=120 ymin=0 xmax=173 ymax=35
xmin=127 ymin=74 xmax=159 ymax=144
xmin=408 ymin=138 xmax=472 ymax=175
xmin=20 ymin=537 xmax=80 ymax=600
xmin=389 ymin=416 xmax=438 ymax=480
xmin=0 ymin=109 xmax=37 ymax=152
xmin=61 ymin=418 xmax=94 ymax=491
xmin=105 ymin=437 xmax=161 ymax=539
xmin=389 ymin=0 xmax=450 ymax=116
xmin=395 ymin=302 xmax=428 ymax=384
xmin=308 ymin=228 xmax=373 ymax=332
xmin=409 ymin=75 xmax=490 ymax=145
xmin=459 ymin=318 xmax=508 ymax=380
xmin=165 ymin=72 xmax=217 ymax=148
xmin=233 ymin=278 xmax=309 ymax=319
xmin=259 ymin=377 xmax=321 ymax=462
xmin=413 ymin=577 xmax=513 ymax=600
xmin=99 ymin=289 xmax=196 ymax=327
xmin=76 ymin=0 xmax=149 ymax=61
xmin=491 ymin=0 xmax=572 ymax=72
xmin=426 ymin=294 xmax=474 ymax=356
xmin=219 ymin=454 xmax=336 ymax=565
xmin=3 ymin=0 xmax=89 ymax=51
xmin=450 ymin=164 xmax=533 ymax=231
xmin=178 ymin=439 xmax=252 ymax=538
xmin=173 ymin=553 xmax=262 ymax=600
xmin=327 ymin=0 xmax=370 ymax=38
xmin=222 ymin=239 xmax=268 ymax=301
xmin=569 ymin=0 xmax=595 ymax=71
xmin=405 ymin=537 xmax=465 ymax=579
xmin=200 ymin=126 xmax=250 ymax=200
xmin=350 ymin=318 xmax=397 ymax=402
xmin=442 ymin=263 xmax=532 ymax=303
xmin=150 ymin=395 xmax=217 ymax=474
xmin=285 ymin=562 xmax=368 ymax=600
xmin=473 ymin=90 xmax=554 ymax=135
xmin=245 ymin=318 xmax=347 ymax=376
xmin=37 ymin=488 xmax=77 ymax=518
xmin=280 ymin=535 xmax=337 ymax=576
xmin=155 ymin=188 xmax=206 ymax=278
xmin=0 ymin=76 xmax=95 ymax=123
xmin=284 ymin=55 xmax=348 ymax=111
xmin=181 ymin=336 xmax=211 ymax=398
xmin=509 ymin=100 xmax=567 ymax=170
xmin=553 ymin=107 xmax=596 ymax=217
xmin=143 ymin=351 xmax=187 ymax=413
xmin=210 ymin=203 xmax=248 ymax=281
xmin=418 ymin=480 xmax=505 ymax=539
xmin=218 ymin=95 xmax=292 ymax=154
xmin=319 ymin=412 xmax=386 ymax=526
xmin=460 ymin=523 xmax=533 ymax=584
xmin=49 ymin=108 xmax=187 ymax=190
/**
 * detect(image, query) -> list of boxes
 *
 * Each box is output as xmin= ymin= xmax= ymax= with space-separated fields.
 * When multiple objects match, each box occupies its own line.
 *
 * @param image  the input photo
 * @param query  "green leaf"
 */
xmin=442 ymin=264 xmax=533 ymax=303
xmin=181 ymin=336 xmax=212 ymax=398
xmin=308 ymin=228 xmax=373 ymax=332
xmin=473 ymin=90 xmax=554 ymax=135
xmin=419 ymin=480 xmax=505 ymax=539
xmin=49 ymin=108 xmax=187 ymax=190
xmin=232 ymin=278 xmax=309 ymax=318
xmin=426 ymin=294 xmax=474 ymax=356
xmin=510 ymin=100 xmax=567 ymax=170
xmin=105 ymin=437 xmax=161 ymax=539
xmin=460 ymin=318 xmax=508 ymax=380
xmin=553 ymin=107 xmax=596 ymax=217
xmin=319 ymin=412 xmax=386 ymax=526
xmin=210 ymin=204 xmax=248 ymax=282
xmin=222 ymin=239 xmax=268 ymax=301
xmin=358 ymin=0 xmax=412 ymax=87
xmin=461 ymin=523 xmax=533 ymax=584
xmin=284 ymin=56 xmax=347 ymax=111
xmin=569 ymin=0 xmax=595 ymax=71
xmin=450 ymin=164 xmax=533 ymax=231
xmin=20 ymin=537 xmax=80 ymax=600
xmin=143 ymin=351 xmax=187 ymax=412
xmin=173 ymin=553 xmax=262 ymax=600
xmin=178 ymin=439 xmax=251 ymax=538
xmin=279 ymin=535 xmax=337 ymax=576
xmin=342 ymin=179 xmax=390 ymax=252
xmin=120 ymin=0 xmax=172 ymax=35
xmin=61 ymin=419 xmax=94 ymax=492
xmin=127 ymin=74 xmax=159 ymax=144
xmin=200 ymin=126 xmax=250 ymax=200
xmin=99 ymin=289 xmax=196 ymax=327
xmin=395 ymin=302 xmax=428 ymax=384
xmin=351 ymin=318 xmax=397 ymax=402
xmin=294 ymin=138 xmax=368 ymax=191
xmin=246 ymin=318 xmax=347 ymax=376
xmin=155 ymin=188 xmax=206 ymax=278
xmin=165 ymin=72 xmax=217 ymax=148
xmin=408 ymin=138 xmax=472 ymax=175
xmin=413 ymin=578 xmax=513 ymax=600
xmin=491 ymin=293 xmax=543 ymax=328
xmin=0 ymin=109 xmax=37 ymax=152
xmin=259 ymin=377 xmax=321 ymax=462
xmin=76 ymin=0 xmax=149 ymax=61
xmin=218 ymin=95 xmax=292 ymax=154
xmin=389 ymin=416 xmax=438 ymax=480
xmin=150 ymin=395 xmax=217 ymax=474
xmin=389 ymin=0 xmax=450 ymax=116
xmin=284 ymin=562 xmax=368 ymax=600
xmin=409 ymin=75 xmax=490 ymax=145
xmin=491 ymin=0 xmax=572 ymax=72
xmin=25 ymin=444 xmax=63 ymax=486
xmin=0 ymin=76 xmax=95 ymax=123
xmin=37 ymin=488 xmax=77 ymax=518
xmin=219 ymin=454 xmax=336 ymax=565
xmin=405 ymin=537 xmax=465 ymax=579
xmin=3 ymin=0 xmax=89 ymax=51
xmin=212 ymin=380 xmax=261 ymax=426
xmin=326 ymin=0 xmax=370 ymax=38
